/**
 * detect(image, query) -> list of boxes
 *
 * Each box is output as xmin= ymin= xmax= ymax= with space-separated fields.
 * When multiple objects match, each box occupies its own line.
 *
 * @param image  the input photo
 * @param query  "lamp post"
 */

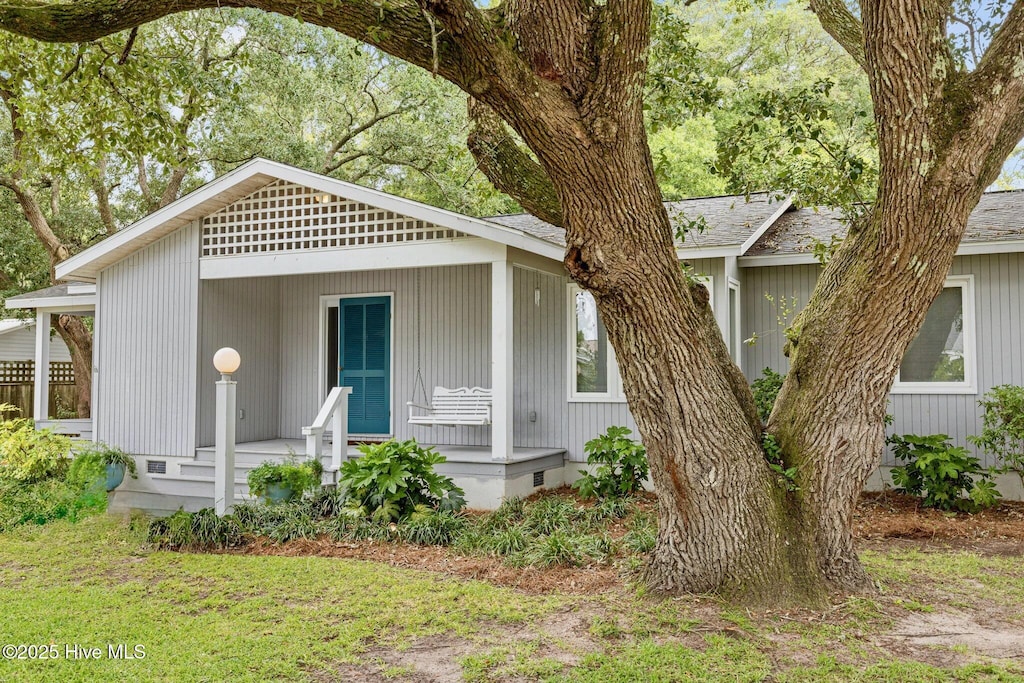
xmin=213 ymin=347 xmax=240 ymax=515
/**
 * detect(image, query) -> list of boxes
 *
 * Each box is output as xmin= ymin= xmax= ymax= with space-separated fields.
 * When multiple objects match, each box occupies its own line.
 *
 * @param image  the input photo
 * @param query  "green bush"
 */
xmin=247 ymin=458 xmax=323 ymax=502
xmin=0 ymin=477 xmax=107 ymax=531
xmin=66 ymin=443 xmax=138 ymax=490
xmin=888 ymin=433 xmax=1000 ymax=512
xmin=0 ymin=406 xmax=72 ymax=484
xmin=968 ymin=384 xmax=1024 ymax=487
xmin=752 ymin=368 xmax=785 ymax=424
xmin=338 ymin=439 xmax=465 ymax=521
xmin=572 ymin=426 xmax=649 ymax=499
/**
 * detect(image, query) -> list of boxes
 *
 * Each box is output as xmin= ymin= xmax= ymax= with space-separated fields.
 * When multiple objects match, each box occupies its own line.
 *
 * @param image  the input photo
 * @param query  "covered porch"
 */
xmin=4 ymin=283 xmax=96 ymax=439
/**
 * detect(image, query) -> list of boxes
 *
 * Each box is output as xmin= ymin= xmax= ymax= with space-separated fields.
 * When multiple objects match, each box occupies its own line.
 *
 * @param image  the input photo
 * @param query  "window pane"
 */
xmin=900 ymin=287 xmax=965 ymax=382
xmin=575 ymin=290 xmax=608 ymax=393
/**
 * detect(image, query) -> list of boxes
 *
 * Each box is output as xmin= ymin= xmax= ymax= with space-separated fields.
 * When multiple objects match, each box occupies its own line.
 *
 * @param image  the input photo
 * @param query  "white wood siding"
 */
xmin=0 ymin=326 xmax=72 ymax=362
xmin=742 ymin=255 xmax=1024 ymax=467
xmin=513 ymin=268 xmax=568 ymax=448
xmin=95 ymin=223 xmax=200 ymax=456
xmin=196 ymin=277 xmax=282 ymax=446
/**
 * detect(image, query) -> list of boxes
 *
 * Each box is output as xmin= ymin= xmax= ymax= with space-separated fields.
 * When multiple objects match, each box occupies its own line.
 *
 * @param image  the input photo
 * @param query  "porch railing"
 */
xmin=302 ymin=386 xmax=353 ymax=471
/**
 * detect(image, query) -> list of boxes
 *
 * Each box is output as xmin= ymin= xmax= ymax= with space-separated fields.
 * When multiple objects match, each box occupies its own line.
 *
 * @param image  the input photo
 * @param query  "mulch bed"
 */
xmin=221 ymin=491 xmax=1024 ymax=594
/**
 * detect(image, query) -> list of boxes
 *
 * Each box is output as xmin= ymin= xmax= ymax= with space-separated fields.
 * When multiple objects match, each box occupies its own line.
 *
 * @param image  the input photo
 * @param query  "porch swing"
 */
xmin=406 ymin=270 xmax=493 ymax=427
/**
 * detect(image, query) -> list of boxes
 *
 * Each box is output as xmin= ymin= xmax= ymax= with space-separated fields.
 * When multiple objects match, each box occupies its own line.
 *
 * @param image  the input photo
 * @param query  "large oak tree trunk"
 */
xmin=54 ymin=314 xmax=93 ymax=419
xmin=544 ymin=129 xmax=827 ymax=602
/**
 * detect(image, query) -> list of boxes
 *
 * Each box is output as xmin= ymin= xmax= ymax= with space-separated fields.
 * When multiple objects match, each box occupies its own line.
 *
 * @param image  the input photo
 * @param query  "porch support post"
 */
xmin=32 ymin=310 xmax=51 ymax=422
xmin=214 ymin=374 xmax=237 ymax=515
xmin=491 ymin=257 xmax=514 ymax=462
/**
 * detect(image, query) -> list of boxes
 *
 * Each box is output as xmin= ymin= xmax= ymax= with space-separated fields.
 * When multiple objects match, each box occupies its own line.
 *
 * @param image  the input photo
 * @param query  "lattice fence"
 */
xmin=201 ymin=179 xmax=466 ymax=257
xmin=0 ymin=361 xmax=75 ymax=385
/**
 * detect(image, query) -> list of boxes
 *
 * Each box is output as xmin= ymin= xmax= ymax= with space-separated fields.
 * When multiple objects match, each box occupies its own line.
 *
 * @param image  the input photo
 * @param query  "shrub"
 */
xmin=66 ymin=443 xmax=138 ymax=490
xmin=247 ymin=458 xmax=323 ymax=502
xmin=752 ymin=368 xmax=785 ymax=424
xmin=0 ymin=477 xmax=107 ymax=531
xmin=573 ymin=426 xmax=649 ymax=499
xmin=888 ymin=433 xmax=1000 ymax=512
xmin=968 ymin=384 xmax=1024 ymax=487
xmin=338 ymin=439 xmax=465 ymax=521
xmin=0 ymin=406 xmax=72 ymax=484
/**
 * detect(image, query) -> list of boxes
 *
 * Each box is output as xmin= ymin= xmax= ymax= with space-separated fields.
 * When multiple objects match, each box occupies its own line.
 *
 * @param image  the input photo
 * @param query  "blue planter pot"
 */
xmin=263 ymin=482 xmax=295 ymax=504
xmin=105 ymin=463 xmax=126 ymax=492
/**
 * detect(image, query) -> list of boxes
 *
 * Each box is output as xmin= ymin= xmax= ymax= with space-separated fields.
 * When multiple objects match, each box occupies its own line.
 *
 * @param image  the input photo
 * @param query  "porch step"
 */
xmin=179 ymin=459 xmax=339 ymax=486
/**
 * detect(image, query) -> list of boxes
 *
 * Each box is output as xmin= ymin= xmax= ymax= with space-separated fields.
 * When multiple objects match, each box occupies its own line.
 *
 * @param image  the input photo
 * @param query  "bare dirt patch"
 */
xmin=888 ymin=610 xmax=1024 ymax=659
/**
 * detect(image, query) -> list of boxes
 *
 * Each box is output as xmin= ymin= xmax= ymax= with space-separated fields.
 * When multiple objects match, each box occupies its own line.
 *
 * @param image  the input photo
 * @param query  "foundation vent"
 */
xmin=533 ymin=470 xmax=545 ymax=487
xmin=146 ymin=460 xmax=167 ymax=475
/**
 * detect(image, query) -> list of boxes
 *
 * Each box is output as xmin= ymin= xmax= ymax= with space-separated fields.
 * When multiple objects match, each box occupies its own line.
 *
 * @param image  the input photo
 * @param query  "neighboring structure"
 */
xmin=7 ymin=159 xmax=1022 ymax=511
xmin=0 ymin=317 xmax=79 ymax=422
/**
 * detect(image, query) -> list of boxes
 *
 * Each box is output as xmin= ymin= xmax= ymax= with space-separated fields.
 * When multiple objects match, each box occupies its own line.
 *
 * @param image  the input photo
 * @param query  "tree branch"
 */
xmin=466 ymin=98 xmax=562 ymax=226
xmin=951 ymin=0 xmax=1024 ymax=185
xmin=808 ymin=0 xmax=866 ymax=71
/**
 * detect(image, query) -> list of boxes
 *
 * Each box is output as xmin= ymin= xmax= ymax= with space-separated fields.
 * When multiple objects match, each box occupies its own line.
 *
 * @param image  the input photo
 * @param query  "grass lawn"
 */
xmin=1 ymin=513 xmax=1023 ymax=682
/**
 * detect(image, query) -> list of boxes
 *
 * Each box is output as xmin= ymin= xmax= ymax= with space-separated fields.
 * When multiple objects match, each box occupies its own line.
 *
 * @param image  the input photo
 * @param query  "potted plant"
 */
xmin=68 ymin=443 xmax=138 ymax=491
xmin=247 ymin=458 xmax=323 ymax=504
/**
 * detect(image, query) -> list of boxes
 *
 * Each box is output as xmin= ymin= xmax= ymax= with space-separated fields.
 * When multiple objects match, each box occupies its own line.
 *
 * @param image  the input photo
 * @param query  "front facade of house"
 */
xmin=9 ymin=159 xmax=1024 ymax=511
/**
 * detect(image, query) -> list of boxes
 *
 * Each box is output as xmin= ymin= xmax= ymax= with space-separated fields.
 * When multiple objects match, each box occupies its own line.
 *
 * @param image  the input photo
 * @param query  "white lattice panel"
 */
xmin=201 ymin=180 xmax=465 ymax=257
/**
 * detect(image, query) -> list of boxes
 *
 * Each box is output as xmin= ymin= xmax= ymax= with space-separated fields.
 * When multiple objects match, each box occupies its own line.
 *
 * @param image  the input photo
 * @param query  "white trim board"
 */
xmin=57 ymin=158 xmax=563 ymax=282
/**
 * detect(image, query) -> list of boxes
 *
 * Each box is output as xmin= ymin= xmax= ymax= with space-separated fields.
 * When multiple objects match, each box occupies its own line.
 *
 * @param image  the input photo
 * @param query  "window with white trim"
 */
xmin=892 ymin=275 xmax=976 ymax=394
xmin=569 ymin=277 xmax=712 ymax=401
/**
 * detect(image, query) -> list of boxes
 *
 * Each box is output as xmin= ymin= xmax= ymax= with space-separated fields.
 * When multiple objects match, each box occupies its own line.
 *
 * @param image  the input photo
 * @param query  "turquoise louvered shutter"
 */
xmin=339 ymin=297 xmax=391 ymax=434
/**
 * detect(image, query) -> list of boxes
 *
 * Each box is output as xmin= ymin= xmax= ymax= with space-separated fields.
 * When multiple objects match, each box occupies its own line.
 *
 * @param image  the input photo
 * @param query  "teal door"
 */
xmin=339 ymin=296 xmax=391 ymax=434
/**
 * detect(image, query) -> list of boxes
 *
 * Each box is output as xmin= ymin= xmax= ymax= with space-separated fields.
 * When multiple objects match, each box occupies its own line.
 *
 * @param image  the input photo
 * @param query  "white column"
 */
xmin=32 ymin=310 xmax=51 ymax=422
xmin=491 ymin=258 xmax=514 ymax=462
xmin=214 ymin=375 xmax=237 ymax=515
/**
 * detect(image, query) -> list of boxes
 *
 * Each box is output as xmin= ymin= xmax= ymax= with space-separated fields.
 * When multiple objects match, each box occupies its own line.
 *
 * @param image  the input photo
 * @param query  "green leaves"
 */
xmin=338 ymin=439 xmax=466 ymax=522
xmin=246 ymin=458 xmax=323 ymax=501
xmin=573 ymin=426 xmax=649 ymax=500
xmin=968 ymin=384 xmax=1024 ymax=486
xmin=888 ymin=432 xmax=1000 ymax=512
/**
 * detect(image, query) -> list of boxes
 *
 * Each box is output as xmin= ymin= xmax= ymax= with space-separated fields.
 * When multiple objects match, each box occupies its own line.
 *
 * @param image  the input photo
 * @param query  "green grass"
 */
xmin=0 ymin=515 xmax=562 ymax=682
xmin=2 ymin=512 xmax=1024 ymax=682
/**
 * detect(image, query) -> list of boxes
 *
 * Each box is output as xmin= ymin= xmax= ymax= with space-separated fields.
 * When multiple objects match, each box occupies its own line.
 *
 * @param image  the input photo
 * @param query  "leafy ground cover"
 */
xmin=0 ymin=492 xmax=1022 ymax=681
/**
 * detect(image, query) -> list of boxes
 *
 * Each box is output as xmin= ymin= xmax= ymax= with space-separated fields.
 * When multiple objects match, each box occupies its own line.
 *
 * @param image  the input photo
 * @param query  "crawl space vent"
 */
xmin=146 ymin=460 xmax=167 ymax=475
xmin=533 ymin=470 xmax=545 ymax=487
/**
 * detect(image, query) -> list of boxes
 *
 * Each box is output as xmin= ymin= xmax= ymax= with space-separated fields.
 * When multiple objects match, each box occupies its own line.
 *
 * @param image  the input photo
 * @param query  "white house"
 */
xmin=7 ymin=159 xmax=1024 ymax=511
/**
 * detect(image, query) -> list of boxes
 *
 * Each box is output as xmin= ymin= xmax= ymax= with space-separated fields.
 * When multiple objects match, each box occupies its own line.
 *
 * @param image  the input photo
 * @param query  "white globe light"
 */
xmin=213 ymin=347 xmax=241 ymax=375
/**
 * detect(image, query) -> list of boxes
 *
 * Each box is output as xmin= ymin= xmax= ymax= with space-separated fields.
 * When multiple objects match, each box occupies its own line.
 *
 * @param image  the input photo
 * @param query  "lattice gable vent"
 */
xmin=201 ymin=179 xmax=467 ymax=257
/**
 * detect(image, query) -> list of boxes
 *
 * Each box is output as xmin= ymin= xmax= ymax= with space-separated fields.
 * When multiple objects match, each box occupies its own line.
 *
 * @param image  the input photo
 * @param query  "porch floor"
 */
xmin=195 ymin=439 xmax=565 ymax=464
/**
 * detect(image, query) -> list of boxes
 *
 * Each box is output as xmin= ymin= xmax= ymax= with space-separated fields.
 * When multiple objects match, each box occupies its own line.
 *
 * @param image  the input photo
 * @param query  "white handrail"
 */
xmin=301 ymin=386 xmax=353 ymax=471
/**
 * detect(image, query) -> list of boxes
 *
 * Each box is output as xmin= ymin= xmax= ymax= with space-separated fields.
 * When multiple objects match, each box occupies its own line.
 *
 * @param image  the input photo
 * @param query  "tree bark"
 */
xmin=54 ymin=315 xmax=92 ymax=419
xmin=778 ymin=0 xmax=1024 ymax=589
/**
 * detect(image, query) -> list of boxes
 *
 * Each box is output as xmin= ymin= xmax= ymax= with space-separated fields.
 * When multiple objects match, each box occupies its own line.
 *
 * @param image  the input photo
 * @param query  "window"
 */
xmin=892 ymin=275 xmax=976 ymax=394
xmin=569 ymin=277 xmax=713 ymax=401
xmin=570 ymin=287 xmax=618 ymax=400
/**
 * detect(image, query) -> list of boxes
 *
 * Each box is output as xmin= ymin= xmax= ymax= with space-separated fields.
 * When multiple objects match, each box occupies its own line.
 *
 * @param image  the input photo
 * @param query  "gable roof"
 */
xmin=55 ymin=158 xmax=564 ymax=282
xmin=487 ymin=192 xmax=793 ymax=257
xmin=744 ymin=189 xmax=1024 ymax=264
